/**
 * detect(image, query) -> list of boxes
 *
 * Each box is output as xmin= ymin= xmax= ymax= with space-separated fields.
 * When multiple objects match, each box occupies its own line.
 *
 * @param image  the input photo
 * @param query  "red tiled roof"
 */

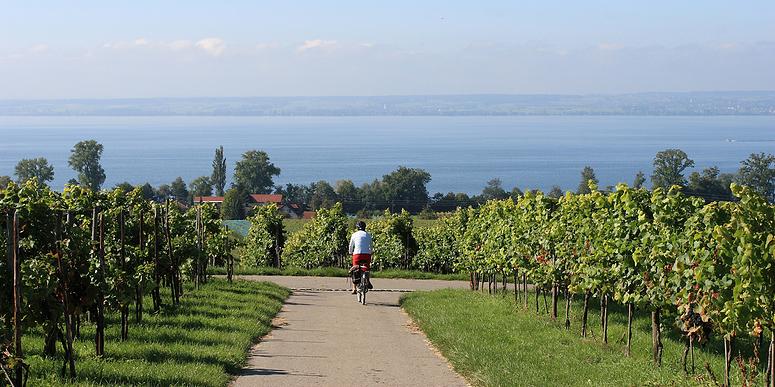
xmin=302 ymin=211 xmax=316 ymax=219
xmin=290 ymin=203 xmax=300 ymax=209
xmin=194 ymin=196 xmax=224 ymax=203
xmin=249 ymin=194 xmax=283 ymax=203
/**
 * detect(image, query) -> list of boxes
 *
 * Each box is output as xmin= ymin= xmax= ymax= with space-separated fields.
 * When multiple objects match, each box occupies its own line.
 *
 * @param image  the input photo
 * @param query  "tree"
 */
xmin=69 ymin=140 xmax=106 ymax=191
xmin=112 ymin=181 xmax=134 ymax=193
xmin=139 ymin=183 xmax=155 ymax=200
xmin=221 ymin=188 xmax=246 ymax=220
xmin=548 ymin=185 xmax=563 ymax=198
xmin=481 ymin=178 xmax=508 ymax=201
xmin=0 ymin=175 xmax=10 ymax=189
xmin=381 ymin=166 xmax=432 ymax=212
xmin=577 ymin=166 xmax=598 ymax=194
xmin=275 ymin=183 xmax=311 ymax=207
xmin=686 ymin=166 xmax=734 ymax=201
xmin=169 ymin=177 xmax=189 ymax=204
xmin=335 ymin=179 xmax=360 ymax=213
xmin=14 ymin=157 xmax=54 ymax=184
xmin=156 ymin=184 xmax=171 ymax=201
xmin=360 ymin=180 xmax=387 ymax=210
xmin=309 ymin=180 xmax=337 ymax=210
xmin=510 ymin=186 xmax=523 ymax=199
xmin=736 ymin=152 xmax=775 ymax=201
xmin=633 ymin=171 xmax=646 ymax=189
xmin=233 ymin=150 xmax=280 ymax=194
xmin=211 ymin=146 xmax=227 ymax=196
xmin=189 ymin=176 xmax=213 ymax=200
xmin=651 ymin=148 xmax=694 ymax=189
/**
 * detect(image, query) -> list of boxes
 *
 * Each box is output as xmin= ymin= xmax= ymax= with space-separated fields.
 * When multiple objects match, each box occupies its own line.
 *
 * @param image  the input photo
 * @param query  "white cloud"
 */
xmin=297 ymin=39 xmax=338 ymax=52
xmin=196 ymin=38 xmax=225 ymax=56
xmin=168 ymin=40 xmax=193 ymax=51
xmin=133 ymin=38 xmax=149 ymax=46
xmin=28 ymin=44 xmax=49 ymax=53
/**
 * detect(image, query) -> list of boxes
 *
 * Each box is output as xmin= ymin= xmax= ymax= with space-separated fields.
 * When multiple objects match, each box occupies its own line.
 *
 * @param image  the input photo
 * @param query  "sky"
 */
xmin=1 ymin=1 xmax=774 ymax=99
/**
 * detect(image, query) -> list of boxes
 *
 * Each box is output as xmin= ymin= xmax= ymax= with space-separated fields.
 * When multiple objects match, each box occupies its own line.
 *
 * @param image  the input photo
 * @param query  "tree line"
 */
xmin=3 ymin=142 xmax=773 ymax=220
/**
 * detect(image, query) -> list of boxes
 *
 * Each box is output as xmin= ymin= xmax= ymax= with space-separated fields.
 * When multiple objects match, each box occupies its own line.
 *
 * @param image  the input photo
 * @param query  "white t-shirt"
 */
xmin=349 ymin=230 xmax=373 ymax=255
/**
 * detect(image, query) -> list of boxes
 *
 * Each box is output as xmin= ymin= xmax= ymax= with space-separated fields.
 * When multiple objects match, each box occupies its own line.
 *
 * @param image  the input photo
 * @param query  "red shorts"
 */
xmin=352 ymin=254 xmax=372 ymax=271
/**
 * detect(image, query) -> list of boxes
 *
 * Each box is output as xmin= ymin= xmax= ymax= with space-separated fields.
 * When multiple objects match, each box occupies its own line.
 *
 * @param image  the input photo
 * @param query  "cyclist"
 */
xmin=349 ymin=221 xmax=373 ymax=294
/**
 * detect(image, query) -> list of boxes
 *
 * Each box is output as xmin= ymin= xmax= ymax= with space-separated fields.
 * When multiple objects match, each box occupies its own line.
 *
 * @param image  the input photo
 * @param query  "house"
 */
xmin=247 ymin=194 xmax=283 ymax=205
xmin=193 ymin=196 xmax=224 ymax=204
xmin=194 ymin=193 xmax=305 ymax=218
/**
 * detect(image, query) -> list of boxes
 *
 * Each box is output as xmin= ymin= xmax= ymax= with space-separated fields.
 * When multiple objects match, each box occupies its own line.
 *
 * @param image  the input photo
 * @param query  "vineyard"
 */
xmin=416 ymin=183 xmax=773 ymax=386
xmin=244 ymin=182 xmax=774 ymax=386
xmin=0 ymin=180 xmax=234 ymax=386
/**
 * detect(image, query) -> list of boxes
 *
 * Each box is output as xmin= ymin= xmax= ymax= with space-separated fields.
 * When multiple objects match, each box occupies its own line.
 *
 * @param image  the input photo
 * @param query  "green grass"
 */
xmin=401 ymin=289 xmax=768 ymax=387
xmin=23 ymin=279 xmax=290 ymax=386
xmin=208 ymin=265 xmax=467 ymax=280
xmin=223 ymin=219 xmax=312 ymax=237
xmin=282 ymin=218 xmax=309 ymax=234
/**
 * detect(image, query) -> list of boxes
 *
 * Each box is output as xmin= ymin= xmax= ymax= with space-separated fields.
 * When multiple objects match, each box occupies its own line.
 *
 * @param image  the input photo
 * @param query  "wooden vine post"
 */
xmin=164 ymin=200 xmax=178 ymax=305
xmin=768 ymin=330 xmax=774 ymax=387
xmin=58 ymin=212 xmax=76 ymax=379
xmin=119 ymin=210 xmax=129 ymax=341
xmin=136 ymin=207 xmax=144 ymax=323
xmin=152 ymin=205 xmax=161 ymax=312
xmin=12 ymin=210 xmax=24 ymax=387
xmin=4 ymin=212 xmax=12 ymax=338
xmin=651 ymin=308 xmax=663 ymax=366
xmin=94 ymin=208 xmax=106 ymax=357
xmin=625 ymin=302 xmax=634 ymax=356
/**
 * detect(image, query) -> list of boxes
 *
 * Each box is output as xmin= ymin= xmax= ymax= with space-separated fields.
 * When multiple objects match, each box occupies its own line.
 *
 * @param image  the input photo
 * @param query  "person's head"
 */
xmin=356 ymin=221 xmax=366 ymax=231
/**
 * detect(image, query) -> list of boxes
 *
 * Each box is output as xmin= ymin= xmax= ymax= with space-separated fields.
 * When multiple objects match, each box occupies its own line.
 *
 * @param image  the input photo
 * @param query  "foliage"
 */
xmin=480 ymin=178 xmax=508 ymax=201
xmin=189 ymin=175 xmax=213 ymax=199
xmin=0 ymin=179 xmax=225 ymax=381
xmin=651 ymin=148 xmax=694 ymax=189
xmin=686 ymin=166 xmax=734 ymax=201
xmin=282 ymin=203 xmax=349 ymax=268
xmin=736 ymin=152 xmax=775 ymax=202
xmin=308 ymin=180 xmax=337 ymax=210
xmin=14 ymin=157 xmax=55 ymax=184
xmin=211 ymin=145 xmax=227 ymax=196
xmin=368 ymin=210 xmax=417 ymax=270
xmin=379 ymin=166 xmax=432 ymax=212
xmin=169 ymin=177 xmax=189 ymax=205
xmin=68 ymin=140 xmax=106 ymax=191
xmin=243 ymin=203 xmax=285 ymax=267
xmin=577 ymin=166 xmax=598 ymax=194
xmin=633 ymin=170 xmax=646 ymax=189
xmin=233 ymin=150 xmax=280 ymax=194
xmin=221 ymin=188 xmax=246 ymax=220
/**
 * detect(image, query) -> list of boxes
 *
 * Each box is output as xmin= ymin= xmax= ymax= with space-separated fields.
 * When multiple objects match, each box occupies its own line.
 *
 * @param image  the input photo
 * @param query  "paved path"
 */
xmin=232 ymin=276 xmax=470 ymax=387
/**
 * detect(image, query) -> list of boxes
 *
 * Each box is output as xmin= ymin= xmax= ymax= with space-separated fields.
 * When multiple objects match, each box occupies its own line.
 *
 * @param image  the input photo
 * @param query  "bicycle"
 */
xmin=354 ymin=264 xmax=370 ymax=305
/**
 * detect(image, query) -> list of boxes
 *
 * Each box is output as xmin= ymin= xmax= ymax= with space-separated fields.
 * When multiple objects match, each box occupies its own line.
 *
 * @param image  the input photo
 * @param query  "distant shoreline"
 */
xmin=2 ymin=91 xmax=774 ymax=116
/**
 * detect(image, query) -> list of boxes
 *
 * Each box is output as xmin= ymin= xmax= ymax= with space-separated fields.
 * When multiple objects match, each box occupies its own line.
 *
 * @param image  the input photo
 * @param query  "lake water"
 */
xmin=0 ymin=116 xmax=772 ymax=194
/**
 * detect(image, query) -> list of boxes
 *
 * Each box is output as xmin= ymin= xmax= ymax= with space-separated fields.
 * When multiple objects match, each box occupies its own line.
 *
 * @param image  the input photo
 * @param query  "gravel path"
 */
xmin=232 ymin=276 xmax=470 ymax=387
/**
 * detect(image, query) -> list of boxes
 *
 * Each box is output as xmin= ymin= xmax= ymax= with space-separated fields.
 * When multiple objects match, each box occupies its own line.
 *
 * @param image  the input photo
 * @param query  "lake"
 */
xmin=0 ymin=115 xmax=772 ymax=194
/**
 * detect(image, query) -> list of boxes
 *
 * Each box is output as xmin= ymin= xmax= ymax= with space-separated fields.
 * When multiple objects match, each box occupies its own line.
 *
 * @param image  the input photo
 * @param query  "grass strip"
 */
xmin=402 ymin=289 xmax=767 ymax=387
xmin=208 ymin=265 xmax=467 ymax=281
xmin=23 ymin=279 xmax=290 ymax=386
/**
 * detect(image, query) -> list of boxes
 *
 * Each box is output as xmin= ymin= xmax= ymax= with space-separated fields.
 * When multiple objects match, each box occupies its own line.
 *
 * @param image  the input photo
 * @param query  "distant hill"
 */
xmin=1 ymin=91 xmax=774 ymax=116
